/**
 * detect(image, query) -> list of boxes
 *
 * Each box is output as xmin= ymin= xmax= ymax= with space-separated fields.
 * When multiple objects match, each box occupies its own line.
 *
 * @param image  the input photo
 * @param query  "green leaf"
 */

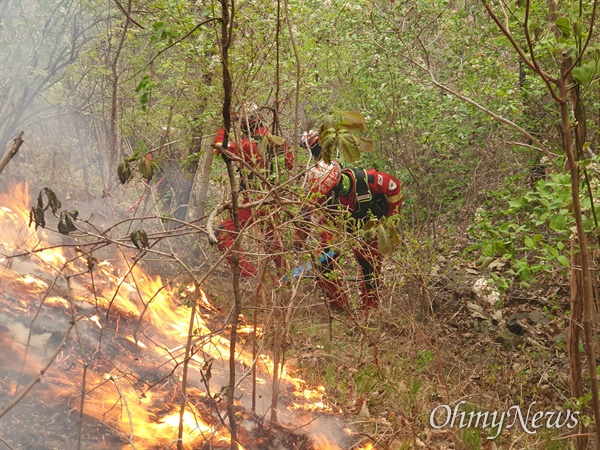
xmin=524 ymin=236 xmax=535 ymax=249
xmin=508 ymin=200 xmax=522 ymax=209
xmin=334 ymin=109 xmax=367 ymax=131
xmin=321 ymin=114 xmax=335 ymax=131
xmin=362 ymin=218 xmax=379 ymax=231
xmin=318 ymin=126 xmax=337 ymax=164
xmin=29 ymin=206 xmax=46 ymax=230
xmin=549 ymin=213 xmax=567 ymax=231
xmin=376 ymin=223 xmax=395 ymax=256
xmin=257 ymin=138 xmax=268 ymax=156
xmin=118 ymin=161 xmax=133 ymax=184
xmin=135 ymin=75 xmax=149 ymax=93
xmin=265 ymin=134 xmax=285 ymax=146
xmin=138 ymin=157 xmax=155 ymax=181
xmin=130 ymin=230 xmax=149 ymax=249
xmin=57 ymin=210 xmax=78 ymax=235
xmin=482 ymin=241 xmax=495 ymax=257
xmin=338 ymin=134 xmax=361 ymax=163
xmin=476 ymin=256 xmax=495 ymax=269
xmin=363 ymin=228 xmax=376 ymax=241
xmin=388 ymin=221 xmax=402 ymax=245
xmin=38 ymin=187 xmax=62 ymax=214
xmin=573 ymin=18 xmax=582 ymax=40
xmin=557 ymin=255 xmax=570 ymax=267
xmin=555 ymin=17 xmax=571 ymax=37
xmin=356 ymin=137 xmax=375 ymax=153
xmin=573 ymin=61 xmax=598 ymax=86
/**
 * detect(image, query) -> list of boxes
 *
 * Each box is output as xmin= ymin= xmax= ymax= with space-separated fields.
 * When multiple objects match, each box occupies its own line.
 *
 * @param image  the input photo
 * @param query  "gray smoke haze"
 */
xmin=1 ymin=0 xmax=114 ymax=209
xmin=0 ymin=0 xmax=194 ymax=240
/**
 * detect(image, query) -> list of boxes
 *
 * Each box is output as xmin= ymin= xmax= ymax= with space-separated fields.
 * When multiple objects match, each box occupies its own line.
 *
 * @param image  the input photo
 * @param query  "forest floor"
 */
xmin=200 ymin=236 xmax=579 ymax=450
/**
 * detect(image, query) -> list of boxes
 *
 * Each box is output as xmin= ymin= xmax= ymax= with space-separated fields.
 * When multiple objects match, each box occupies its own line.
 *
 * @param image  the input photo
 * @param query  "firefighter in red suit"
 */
xmin=213 ymin=114 xmax=294 ymax=277
xmin=301 ymin=130 xmax=402 ymax=311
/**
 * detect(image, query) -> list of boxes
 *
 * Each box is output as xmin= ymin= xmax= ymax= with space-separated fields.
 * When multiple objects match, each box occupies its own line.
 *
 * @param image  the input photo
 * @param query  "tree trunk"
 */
xmin=186 ymin=134 xmax=215 ymax=222
xmin=569 ymin=242 xmax=587 ymax=449
xmin=559 ymin=73 xmax=600 ymax=446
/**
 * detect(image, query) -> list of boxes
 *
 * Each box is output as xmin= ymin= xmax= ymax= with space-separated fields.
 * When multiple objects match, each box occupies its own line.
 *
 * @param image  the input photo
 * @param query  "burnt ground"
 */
xmin=203 ymin=242 xmax=579 ymax=450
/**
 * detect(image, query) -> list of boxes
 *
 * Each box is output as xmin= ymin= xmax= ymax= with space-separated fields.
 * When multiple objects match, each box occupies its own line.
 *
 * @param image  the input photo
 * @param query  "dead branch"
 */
xmin=0 ymin=436 xmax=17 ymax=450
xmin=110 ymin=375 xmax=138 ymax=450
xmin=0 ymin=132 xmax=24 ymax=176
xmin=207 ymin=203 xmax=228 ymax=244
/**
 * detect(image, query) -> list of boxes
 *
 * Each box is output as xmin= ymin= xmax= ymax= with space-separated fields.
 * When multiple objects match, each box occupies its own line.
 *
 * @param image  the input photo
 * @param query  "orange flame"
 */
xmin=0 ymin=183 xmax=346 ymax=449
xmin=78 ymin=380 xmax=233 ymax=449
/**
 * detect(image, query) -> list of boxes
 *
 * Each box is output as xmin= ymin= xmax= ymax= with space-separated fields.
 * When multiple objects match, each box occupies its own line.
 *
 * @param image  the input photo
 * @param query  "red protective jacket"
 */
xmin=213 ymin=127 xmax=294 ymax=171
xmin=338 ymin=168 xmax=402 ymax=219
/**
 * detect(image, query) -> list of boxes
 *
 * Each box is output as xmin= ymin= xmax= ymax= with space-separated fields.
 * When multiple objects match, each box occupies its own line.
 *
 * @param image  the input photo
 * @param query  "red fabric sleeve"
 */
xmin=212 ymin=127 xmax=243 ymax=159
xmin=212 ymin=128 xmax=226 ymax=146
xmin=366 ymin=169 xmax=402 ymax=217
xmin=284 ymin=143 xmax=295 ymax=171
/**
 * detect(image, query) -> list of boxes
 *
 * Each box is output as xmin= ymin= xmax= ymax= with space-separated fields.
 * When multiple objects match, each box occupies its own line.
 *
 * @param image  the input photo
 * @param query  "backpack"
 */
xmin=346 ymin=168 xmax=388 ymax=220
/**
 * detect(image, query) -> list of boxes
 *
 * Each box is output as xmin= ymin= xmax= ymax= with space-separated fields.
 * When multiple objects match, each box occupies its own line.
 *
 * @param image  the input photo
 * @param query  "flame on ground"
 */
xmin=79 ymin=382 xmax=233 ymax=449
xmin=0 ymin=183 xmax=350 ymax=449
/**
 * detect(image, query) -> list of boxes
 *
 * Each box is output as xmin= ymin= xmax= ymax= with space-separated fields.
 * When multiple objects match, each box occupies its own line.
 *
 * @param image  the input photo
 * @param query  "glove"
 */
xmin=283 ymin=250 xmax=338 ymax=284
xmin=213 ymin=141 xmax=223 ymax=156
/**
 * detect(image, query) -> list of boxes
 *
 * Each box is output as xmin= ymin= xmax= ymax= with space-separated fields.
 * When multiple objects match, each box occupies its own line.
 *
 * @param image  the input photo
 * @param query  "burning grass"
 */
xmin=0 ymin=182 xmax=360 ymax=449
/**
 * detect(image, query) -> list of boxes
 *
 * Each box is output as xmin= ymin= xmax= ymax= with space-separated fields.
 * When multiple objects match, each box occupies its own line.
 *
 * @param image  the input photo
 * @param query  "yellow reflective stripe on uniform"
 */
xmin=386 ymin=193 xmax=402 ymax=203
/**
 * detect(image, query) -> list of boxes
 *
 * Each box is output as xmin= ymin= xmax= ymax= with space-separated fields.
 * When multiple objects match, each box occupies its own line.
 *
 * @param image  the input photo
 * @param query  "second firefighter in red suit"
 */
xmin=213 ymin=115 xmax=295 ymax=277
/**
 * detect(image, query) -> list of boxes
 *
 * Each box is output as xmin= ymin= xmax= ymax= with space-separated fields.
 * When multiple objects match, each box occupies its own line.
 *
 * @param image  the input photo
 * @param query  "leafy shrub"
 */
xmin=467 ymin=160 xmax=600 ymax=294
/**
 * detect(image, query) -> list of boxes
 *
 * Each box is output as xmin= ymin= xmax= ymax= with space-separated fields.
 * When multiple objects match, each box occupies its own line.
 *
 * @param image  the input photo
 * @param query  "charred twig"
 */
xmin=110 ymin=375 xmax=138 ymax=450
xmin=0 ymin=132 xmax=24 ymax=176
xmin=63 ymin=275 xmax=90 ymax=450
xmin=16 ymin=262 xmax=65 ymax=392
xmin=77 ymin=365 xmax=89 ymax=450
xmin=252 ymin=262 xmax=269 ymax=412
xmin=0 ymin=435 xmax=17 ymax=450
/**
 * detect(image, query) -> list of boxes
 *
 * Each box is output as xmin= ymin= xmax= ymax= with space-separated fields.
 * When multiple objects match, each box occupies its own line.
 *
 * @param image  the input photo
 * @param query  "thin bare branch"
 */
xmin=110 ymin=0 xmax=145 ymax=29
xmin=481 ymin=0 xmax=561 ymax=100
xmin=420 ymin=60 xmax=560 ymax=172
xmin=0 ymin=322 xmax=75 ymax=419
xmin=0 ymin=132 xmax=24 ymax=175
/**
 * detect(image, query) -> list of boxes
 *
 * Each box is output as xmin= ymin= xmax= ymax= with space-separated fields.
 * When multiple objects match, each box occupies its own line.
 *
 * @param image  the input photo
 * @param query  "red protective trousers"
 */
xmin=315 ymin=237 xmax=382 ymax=312
xmin=215 ymin=206 xmax=284 ymax=278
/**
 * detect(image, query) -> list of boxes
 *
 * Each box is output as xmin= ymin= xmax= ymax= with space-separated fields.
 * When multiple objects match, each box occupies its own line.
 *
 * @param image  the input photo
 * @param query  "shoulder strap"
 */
xmin=348 ymin=168 xmax=372 ymax=218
